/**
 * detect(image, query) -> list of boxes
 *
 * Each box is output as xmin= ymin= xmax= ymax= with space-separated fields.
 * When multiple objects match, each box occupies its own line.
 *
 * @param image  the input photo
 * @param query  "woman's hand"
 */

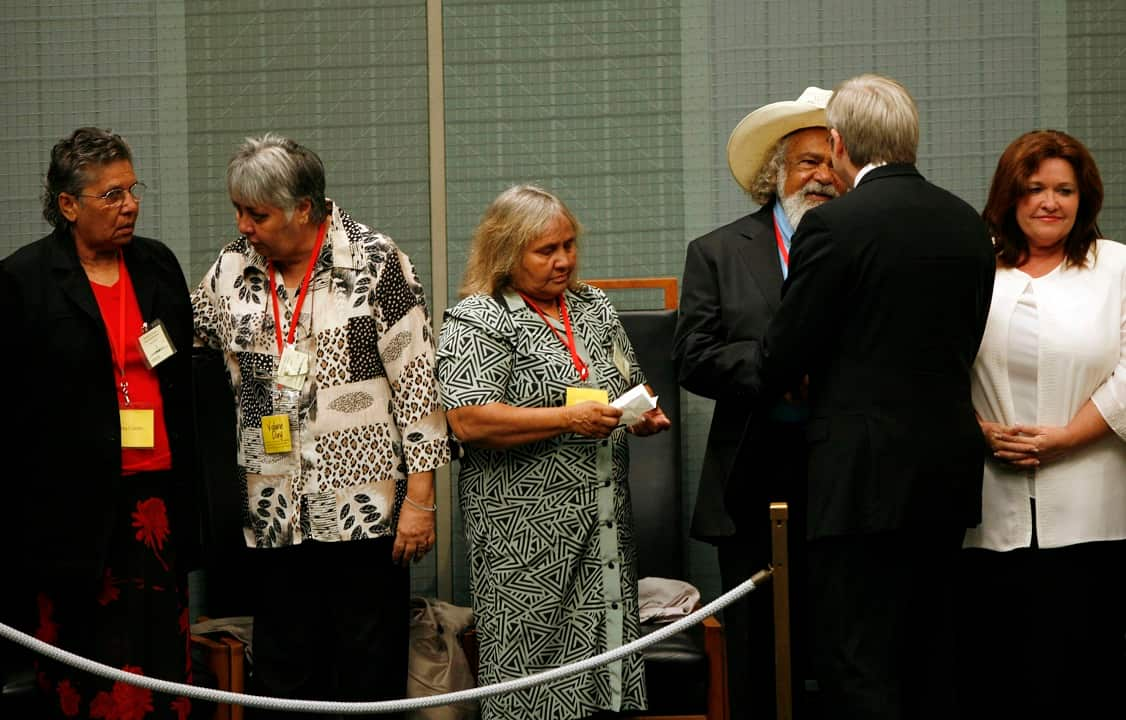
xmin=980 ymin=401 xmax=1110 ymax=469
xmin=393 ymin=503 xmax=436 ymax=566
xmin=628 ymin=407 xmax=672 ymax=436
xmin=979 ymin=418 xmax=1040 ymax=468
xmin=1006 ymin=424 xmax=1075 ymax=464
xmin=564 ymin=401 xmax=623 ymax=438
xmin=392 ymin=470 xmax=437 ymax=566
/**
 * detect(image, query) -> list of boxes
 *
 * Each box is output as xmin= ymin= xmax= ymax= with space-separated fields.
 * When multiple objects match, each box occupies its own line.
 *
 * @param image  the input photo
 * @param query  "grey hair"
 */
xmin=748 ymin=136 xmax=789 ymax=206
xmin=827 ymin=74 xmax=919 ymax=167
xmin=226 ymin=133 xmax=328 ymax=224
xmin=42 ymin=127 xmax=133 ymax=228
xmin=461 ymin=184 xmax=583 ymax=297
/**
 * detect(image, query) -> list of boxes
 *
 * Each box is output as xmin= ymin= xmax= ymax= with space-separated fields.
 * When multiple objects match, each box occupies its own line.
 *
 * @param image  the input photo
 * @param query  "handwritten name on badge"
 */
xmin=119 ymin=408 xmax=155 ymax=448
xmin=261 ymin=414 xmax=293 ymax=454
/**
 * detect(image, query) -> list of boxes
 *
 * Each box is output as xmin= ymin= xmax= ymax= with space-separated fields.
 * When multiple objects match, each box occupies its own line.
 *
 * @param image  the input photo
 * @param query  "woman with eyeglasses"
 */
xmin=1 ymin=127 xmax=196 ymax=718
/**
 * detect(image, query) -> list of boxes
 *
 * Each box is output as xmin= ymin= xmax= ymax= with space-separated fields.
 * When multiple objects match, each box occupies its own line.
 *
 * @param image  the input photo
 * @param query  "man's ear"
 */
xmin=829 ymin=128 xmax=845 ymax=160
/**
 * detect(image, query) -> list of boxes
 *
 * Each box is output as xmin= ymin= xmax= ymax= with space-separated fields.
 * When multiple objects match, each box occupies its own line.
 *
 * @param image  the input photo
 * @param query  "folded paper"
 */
xmin=612 ymin=384 xmax=657 ymax=427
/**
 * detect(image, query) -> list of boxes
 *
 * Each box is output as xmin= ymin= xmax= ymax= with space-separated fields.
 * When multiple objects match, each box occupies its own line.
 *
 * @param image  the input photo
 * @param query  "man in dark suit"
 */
xmin=673 ymin=87 xmax=845 ymax=720
xmin=754 ymin=74 xmax=996 ymax=719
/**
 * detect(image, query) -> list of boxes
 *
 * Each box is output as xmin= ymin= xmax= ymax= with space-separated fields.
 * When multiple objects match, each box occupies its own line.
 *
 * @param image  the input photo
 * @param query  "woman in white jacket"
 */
xmin=960 ymin=130 xmax=1126 ymax=720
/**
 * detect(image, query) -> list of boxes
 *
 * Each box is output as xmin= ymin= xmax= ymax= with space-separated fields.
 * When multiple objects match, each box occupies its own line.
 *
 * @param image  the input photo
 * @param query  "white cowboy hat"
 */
xmin=726 ymin=86 xmax=833 ymax=192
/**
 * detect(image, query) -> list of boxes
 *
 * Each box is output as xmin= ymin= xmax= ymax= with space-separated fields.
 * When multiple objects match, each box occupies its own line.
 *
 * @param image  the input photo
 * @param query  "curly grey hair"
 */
xmin=42 ymin=127 xmax=133 ymax=228
xmin=747 ymin=137 xmax=789 ymax=206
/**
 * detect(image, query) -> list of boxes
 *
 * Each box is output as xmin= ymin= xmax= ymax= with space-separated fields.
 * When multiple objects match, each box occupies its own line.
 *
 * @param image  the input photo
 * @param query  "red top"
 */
xmin=89 ymin=264 xmax=172 ymax=474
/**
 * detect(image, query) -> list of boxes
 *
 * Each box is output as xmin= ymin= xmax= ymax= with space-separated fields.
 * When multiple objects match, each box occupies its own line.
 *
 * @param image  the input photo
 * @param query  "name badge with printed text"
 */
xmin=612 ymin=342 xmax=630 ymax=379
xmin=138 ymin=320 xmax=176 ymax=369
xmin=276 ymin=345 xmax=310 ymax=391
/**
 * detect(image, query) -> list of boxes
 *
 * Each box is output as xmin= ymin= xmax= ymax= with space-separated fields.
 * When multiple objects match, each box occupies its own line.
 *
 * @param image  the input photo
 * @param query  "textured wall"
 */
xmin=3 ymin=0 xmax=1123 ymax=605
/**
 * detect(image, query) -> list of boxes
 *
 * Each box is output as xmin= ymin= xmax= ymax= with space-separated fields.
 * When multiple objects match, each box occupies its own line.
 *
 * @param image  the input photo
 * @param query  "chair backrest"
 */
xmin=192 ymin=348 xmax=255 ymax=617
xmin=587 ymin=278 xmax=683 ymax=580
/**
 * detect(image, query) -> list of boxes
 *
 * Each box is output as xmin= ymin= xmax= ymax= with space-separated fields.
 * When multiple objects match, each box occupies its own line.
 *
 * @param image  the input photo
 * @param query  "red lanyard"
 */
xmin=108 ymin=251 xmax=135 ymax=406
xmin=267 ymin=220 xmax=328 ymax=355
xmin=518 ymin=291 xmax=589 ymax=381
xmin=774 ymin=217 xmax=790 ymax=268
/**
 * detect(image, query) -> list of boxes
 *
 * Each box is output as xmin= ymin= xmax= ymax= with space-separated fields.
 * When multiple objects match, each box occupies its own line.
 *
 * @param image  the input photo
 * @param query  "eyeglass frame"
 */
xmin=72 ymin=181 xmax=147 ymax=206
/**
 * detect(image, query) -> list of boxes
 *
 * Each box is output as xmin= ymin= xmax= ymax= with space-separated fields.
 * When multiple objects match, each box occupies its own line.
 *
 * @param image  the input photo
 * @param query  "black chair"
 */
xmin=190 ymin=347 xmax=252 ymax=720
xmin=192 ymin=347 xmax=255 ymax=621
xmin=0 ymin=641 xmax=42 ymax=717
xmin=588 ymin=277 xmax=729 ymax=720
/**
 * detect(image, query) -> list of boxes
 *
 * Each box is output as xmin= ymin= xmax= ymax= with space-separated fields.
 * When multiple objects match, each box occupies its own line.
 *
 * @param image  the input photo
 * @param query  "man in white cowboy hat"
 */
xmin=753 ymin=74 xmax=995 ymax=719
xmin=672 ymin=86 xmax=845 ymax=719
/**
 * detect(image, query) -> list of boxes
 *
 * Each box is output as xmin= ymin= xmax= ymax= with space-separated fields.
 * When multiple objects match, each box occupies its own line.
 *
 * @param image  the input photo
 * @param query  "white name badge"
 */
xmin=612 ymin=342 xmax=630 ymax=379
xmin=276 ymin=345 xmax=310 ymax=390
xmin=138 ymin=320 xmax=176 ymax=369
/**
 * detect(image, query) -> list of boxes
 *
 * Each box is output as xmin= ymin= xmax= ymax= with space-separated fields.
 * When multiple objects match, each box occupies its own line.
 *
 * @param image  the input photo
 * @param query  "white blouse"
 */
xmin=1007 ymin=282 xmax=1040 ymax=497
xmin=965 ymin=239 xmax=1126 ymax=551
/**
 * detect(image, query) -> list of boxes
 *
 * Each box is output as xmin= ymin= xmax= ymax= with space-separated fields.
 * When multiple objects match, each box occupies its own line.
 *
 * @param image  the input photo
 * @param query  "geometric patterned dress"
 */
xmin=438 ymin=285 xmax=649 ymax=720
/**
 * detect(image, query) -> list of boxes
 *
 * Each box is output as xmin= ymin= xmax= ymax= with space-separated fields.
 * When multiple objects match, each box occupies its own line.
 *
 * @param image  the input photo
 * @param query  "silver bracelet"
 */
xmin=404 ymin=495 xmax=437 ymax=512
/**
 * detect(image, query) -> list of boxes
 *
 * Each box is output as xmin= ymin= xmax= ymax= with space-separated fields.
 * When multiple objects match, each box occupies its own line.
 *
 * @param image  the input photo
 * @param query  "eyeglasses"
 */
xmin=75 ymin=182 xmax=147 ymax=206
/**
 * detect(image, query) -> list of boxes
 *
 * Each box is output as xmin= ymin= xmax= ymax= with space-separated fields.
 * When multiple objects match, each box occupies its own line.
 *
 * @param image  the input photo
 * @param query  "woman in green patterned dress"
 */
xmin=437 ymin=185 xmax=670 ymax=720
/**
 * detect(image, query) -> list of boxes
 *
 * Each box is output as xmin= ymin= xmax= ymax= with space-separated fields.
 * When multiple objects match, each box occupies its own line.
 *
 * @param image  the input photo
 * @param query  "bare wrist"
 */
xmin=560 ymin=405 xmax=575 ymax=433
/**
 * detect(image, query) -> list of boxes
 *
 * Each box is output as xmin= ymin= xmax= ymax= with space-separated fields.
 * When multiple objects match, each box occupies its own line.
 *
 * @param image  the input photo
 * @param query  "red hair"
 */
xmin=983 ymin=130 xmax=1103 ymax=269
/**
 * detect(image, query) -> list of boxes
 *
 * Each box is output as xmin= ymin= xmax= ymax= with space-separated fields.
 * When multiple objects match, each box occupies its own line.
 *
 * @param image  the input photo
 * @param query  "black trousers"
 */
xmin=719 ymin=419 xmax=808 ymax=720
xmin=806 ymin=527 xmax=965 ymax=720
xmin=247 ymin=537 xmax=409 ymax=720
xmin=957 ymin=538 xmax=1126 ymax=720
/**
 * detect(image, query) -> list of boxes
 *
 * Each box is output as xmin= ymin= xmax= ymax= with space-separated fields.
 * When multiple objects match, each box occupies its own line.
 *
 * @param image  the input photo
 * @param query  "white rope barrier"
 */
xmin=1 ymin=570 xmax=766 ymax=715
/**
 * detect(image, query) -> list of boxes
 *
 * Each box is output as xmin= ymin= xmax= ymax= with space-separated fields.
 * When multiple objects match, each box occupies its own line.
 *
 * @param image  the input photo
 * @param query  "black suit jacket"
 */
xmin=1 ymin=228 xmax=196 ymax=583
xmin=673 ymin=203 xmax=793 ymax=541
xmin=759 ymin=164 xmax=995 ymax=540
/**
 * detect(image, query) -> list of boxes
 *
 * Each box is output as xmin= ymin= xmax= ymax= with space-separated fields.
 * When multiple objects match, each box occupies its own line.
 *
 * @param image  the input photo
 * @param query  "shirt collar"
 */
xmin=772 ymin=200 xmax=795 ymax=246
xmin=853 ymin=161 xmax=888 ymax=187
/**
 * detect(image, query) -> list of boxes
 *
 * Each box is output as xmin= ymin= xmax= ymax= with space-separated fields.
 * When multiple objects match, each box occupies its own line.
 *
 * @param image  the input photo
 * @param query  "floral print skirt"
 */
xmin=32 ymin=471 xmax=193 ymax=719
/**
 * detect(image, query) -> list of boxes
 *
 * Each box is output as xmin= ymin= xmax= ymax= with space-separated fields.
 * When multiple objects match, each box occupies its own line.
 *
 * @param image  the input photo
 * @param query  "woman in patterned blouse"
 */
xmin=438 ymin=185 xmax=670 ymax=720
xmin=192 ymin=134 xmax=450 ymax=717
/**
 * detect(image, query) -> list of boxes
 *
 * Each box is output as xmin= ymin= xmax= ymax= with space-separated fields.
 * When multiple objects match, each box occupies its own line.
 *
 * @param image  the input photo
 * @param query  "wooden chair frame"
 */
xmin=190 ymin=631 xmax=245 ymax=720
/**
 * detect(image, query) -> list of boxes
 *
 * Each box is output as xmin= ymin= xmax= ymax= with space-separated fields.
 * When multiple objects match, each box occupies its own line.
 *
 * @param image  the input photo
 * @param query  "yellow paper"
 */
xmin=566 ymin=387 xmax=609 ymax=406
xmin=261 ymin=414 xmax=293 ymax=454
xmin=119 ymin=408 xmax=155 ymax=448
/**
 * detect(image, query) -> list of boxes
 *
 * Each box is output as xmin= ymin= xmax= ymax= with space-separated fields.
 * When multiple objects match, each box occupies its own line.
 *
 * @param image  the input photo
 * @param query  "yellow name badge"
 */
xmin=261 ymin=414 xmax=293 ymax=454
xmin=566 ymin=387 xmax=609 ymax=406
xmin=119 ymin=408 xmax=155 ymax=448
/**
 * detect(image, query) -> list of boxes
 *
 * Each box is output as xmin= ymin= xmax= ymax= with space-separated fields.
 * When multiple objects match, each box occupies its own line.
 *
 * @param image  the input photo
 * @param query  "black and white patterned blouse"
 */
xmin=193 ymin=202 xmax=449 ymax=549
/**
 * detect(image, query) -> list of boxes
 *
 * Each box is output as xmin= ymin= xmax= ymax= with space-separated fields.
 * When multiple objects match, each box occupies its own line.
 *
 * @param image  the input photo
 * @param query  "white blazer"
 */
xmin=965 ymin=239 xmax=1126 ymax=551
